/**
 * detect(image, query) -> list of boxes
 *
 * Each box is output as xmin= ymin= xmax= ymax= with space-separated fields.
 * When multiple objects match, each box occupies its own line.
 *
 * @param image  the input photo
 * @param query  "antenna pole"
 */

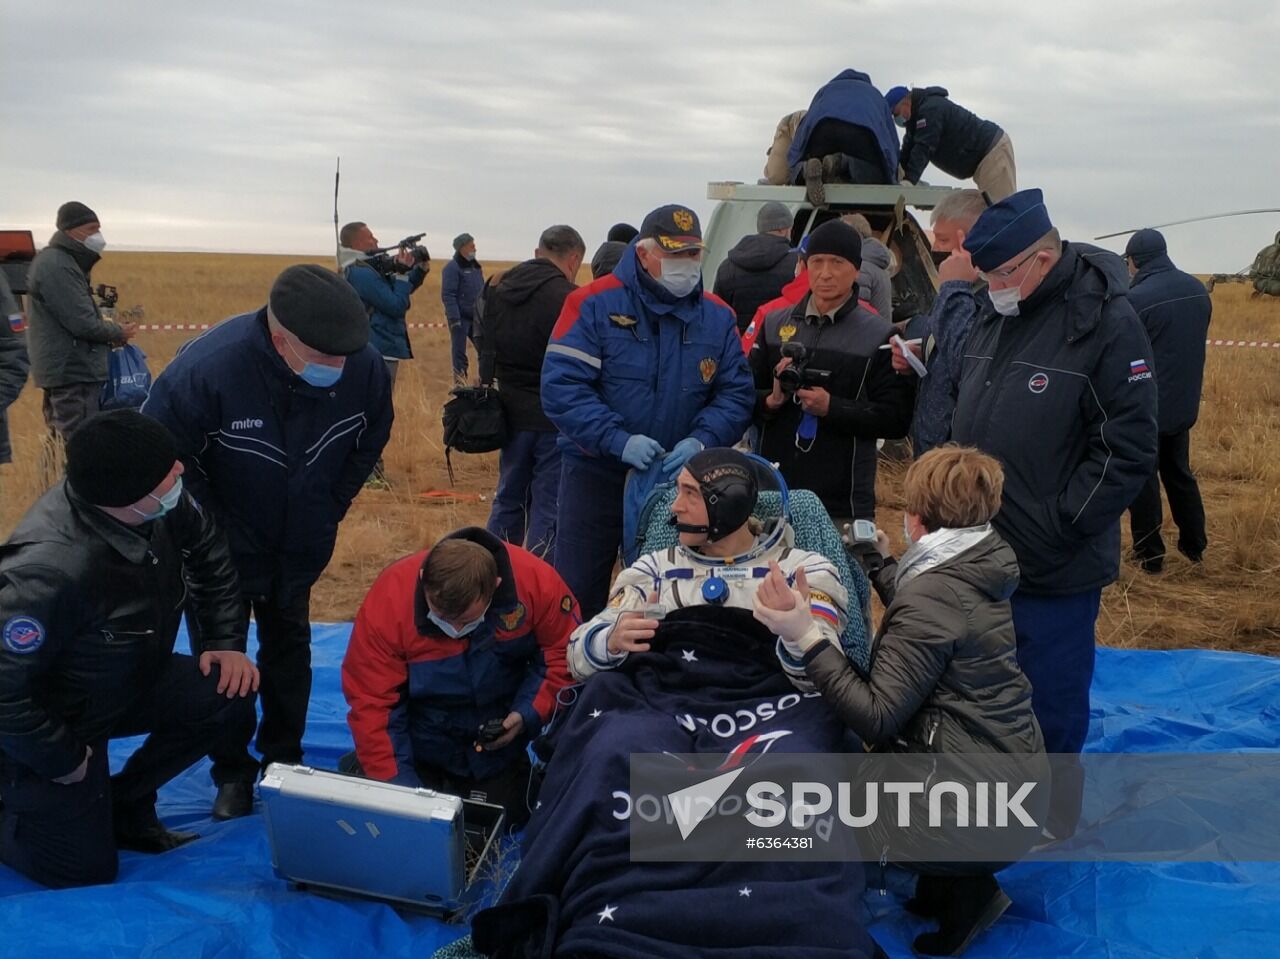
xmin=333 ymin=157 xmax=341 ymax=268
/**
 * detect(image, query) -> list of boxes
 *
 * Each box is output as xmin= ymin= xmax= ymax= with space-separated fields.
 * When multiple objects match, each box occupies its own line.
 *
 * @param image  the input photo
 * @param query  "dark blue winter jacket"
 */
xmin=952 ymin=244 xmax=1157 ymax=595
xmin=343 ymin=259 xmax=427 ymax=360
xmin=441 ymin=253 xmax=484 ymax=329
xmin=787 ymin=69 xmax=900 ymax=184
xmin=142 ymin=309 xmax=393 ymax=600
xmin=1128 ymin=254 xmax=1212 ymax=434
xmin=900 ymin=86 xmax=1003 ymax=184
xmin=541 ymin=245 xmax=754 ymax=468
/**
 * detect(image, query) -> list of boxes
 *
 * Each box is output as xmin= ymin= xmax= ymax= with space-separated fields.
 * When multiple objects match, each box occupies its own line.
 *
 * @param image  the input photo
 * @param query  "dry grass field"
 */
xmin=1 ymin=252 xmax=1277 ymax=656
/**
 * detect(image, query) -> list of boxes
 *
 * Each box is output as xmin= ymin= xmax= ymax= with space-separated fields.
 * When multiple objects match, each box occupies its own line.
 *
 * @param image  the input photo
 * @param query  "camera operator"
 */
xmin=750 ymin=219 xmax=913 ymax=551
xmin=338 ymin=221 xmax=429 ymax=483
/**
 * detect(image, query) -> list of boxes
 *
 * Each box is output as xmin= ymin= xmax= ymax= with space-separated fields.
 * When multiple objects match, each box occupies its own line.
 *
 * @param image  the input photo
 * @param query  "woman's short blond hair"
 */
xmin=904 ymin=445 xmax=1005 ymax=531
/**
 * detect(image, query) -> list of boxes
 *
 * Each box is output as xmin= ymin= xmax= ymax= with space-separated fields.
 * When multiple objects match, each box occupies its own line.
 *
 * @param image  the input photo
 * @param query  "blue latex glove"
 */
xmin=621 ymin=434 xmax=665 ymax=470
xmin=660 ymin=437 xmax=704 ymax=477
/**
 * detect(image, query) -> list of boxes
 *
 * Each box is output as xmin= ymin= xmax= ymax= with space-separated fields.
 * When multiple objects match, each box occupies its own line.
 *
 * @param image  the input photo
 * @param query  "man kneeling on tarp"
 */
xmin=568 ymin=446 xmax=849 ymax=688
xmin=0 ymin=411 xmax=258 ymax=889
xmin=341 ymin=528 xmax=577 ymax=826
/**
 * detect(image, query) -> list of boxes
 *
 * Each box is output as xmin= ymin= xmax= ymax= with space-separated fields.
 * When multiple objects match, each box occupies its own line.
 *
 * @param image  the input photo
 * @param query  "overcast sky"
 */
xmin=4 ymin=1 xmax=1277 ymax=271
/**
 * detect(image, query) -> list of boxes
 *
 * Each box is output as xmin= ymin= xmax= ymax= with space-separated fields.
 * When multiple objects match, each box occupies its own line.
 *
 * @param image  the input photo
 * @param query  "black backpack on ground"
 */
xmin=441 ymin=385 xmax=508 ymax=483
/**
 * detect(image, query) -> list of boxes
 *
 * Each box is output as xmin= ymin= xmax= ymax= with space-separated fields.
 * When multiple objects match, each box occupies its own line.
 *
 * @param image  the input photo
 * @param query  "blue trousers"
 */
xmin=553 ymin=456 xmax=626 ymax=620
xmin=448 ymin=318 xmax=472 ymax=378
xmin=1010 ymin=587 xmax=1101 ymax=837
xmin=486 ymin=430 xmax=562 ymax=561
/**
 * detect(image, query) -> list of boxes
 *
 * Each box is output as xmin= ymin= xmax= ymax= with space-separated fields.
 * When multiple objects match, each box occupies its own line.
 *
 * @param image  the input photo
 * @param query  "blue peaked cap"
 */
xmin=962 ymin=188 xmax=1054 ymax=271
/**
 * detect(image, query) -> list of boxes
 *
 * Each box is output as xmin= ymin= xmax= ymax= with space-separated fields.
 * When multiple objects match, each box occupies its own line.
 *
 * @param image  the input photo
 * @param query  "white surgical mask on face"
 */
xmin=82 ymin=231 xmax=107 ymax=253
xmin=428 ymin=605 xmax=489 ymax=639
xmin=989 ymin=286 xmax=1023 ymax=316
xmin=657 ymin=256 xmax=702 ymax=298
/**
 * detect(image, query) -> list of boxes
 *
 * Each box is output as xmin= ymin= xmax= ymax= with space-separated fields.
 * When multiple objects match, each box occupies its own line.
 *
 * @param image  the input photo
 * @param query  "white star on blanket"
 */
xmin=681 ymin=649 xmax=698 ymax=662
xmin=739 ymin=887 xmax=752 ymax=897
xmin=597 ymin=904 xmax=617 ymax=923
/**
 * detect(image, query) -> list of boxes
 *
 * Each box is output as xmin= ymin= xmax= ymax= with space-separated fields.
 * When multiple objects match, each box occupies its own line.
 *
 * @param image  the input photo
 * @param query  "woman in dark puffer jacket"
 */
xmin=754 ymin=445 xmax=1046 ymax=957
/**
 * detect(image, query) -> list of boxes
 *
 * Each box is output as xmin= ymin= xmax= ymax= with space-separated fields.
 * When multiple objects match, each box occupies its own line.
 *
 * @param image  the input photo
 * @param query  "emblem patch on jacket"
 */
xmin=560 ymin=595 xmax=575 ymax=614
xmin=7 ymin=314 xmax=26 ymax=334
xmin=699 ymin=357 xmax=717 ymax=383
xmin=779 ymin=324 xmax=796 ymax=343
xmin=1128 ymin=359 xmax=1152 ymax=382
xmin=499 ymin=603 xmax=527 ymax=632
xmin=608 ymin=313 xmax=638 ymax=328
xmin=2 ymin=616 xmax=45 ymax=654
xmin=1027 ymin=372 xmax=1049 ymax=394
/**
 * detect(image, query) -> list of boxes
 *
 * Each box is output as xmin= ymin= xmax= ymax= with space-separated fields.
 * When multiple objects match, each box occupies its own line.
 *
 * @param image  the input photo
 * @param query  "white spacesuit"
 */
xmin=568 ymin=516 xmax=847 ymax=686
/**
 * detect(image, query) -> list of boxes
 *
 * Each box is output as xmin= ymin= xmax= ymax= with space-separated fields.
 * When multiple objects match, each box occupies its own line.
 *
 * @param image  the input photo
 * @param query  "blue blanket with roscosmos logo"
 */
xmin=470 ymin=607 xmax=885 ymax=959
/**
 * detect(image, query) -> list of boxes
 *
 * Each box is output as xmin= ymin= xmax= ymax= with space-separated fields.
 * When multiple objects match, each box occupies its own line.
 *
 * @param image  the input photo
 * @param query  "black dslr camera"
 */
xmin=94 ymin=284 xmax=119 ymax=308
xmin=776 ymin=341 xmax=832 ymax=395
xmin=368 ymin=232 xmax=431 ymax=276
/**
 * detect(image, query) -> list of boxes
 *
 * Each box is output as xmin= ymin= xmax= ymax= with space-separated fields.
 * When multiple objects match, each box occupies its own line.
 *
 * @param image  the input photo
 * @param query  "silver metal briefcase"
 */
xmin=260 ymin=763 xmax=501 ymax=913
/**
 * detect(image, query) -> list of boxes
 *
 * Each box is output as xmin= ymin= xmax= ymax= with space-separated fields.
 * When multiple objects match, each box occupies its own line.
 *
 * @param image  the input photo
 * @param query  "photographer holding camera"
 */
xmin=338 ymin=222 xmax=429 ymax=483
xmin=751 ymin=219 xmax=913 ymax=552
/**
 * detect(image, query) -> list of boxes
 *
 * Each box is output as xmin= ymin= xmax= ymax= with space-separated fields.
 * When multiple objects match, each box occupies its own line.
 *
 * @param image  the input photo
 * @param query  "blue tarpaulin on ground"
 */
xmin=1 ymin=624 xmax=1277 ymax=958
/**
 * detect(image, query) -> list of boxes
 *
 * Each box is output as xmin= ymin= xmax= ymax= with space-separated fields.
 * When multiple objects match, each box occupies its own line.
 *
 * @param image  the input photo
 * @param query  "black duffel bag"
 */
xmin=441 ymin=385 xmax=508 ymax=483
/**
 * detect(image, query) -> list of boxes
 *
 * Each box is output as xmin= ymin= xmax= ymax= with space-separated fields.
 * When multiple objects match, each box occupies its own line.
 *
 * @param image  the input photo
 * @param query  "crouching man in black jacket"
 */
xmin=0 ymin=411 xmax=258 ymax=888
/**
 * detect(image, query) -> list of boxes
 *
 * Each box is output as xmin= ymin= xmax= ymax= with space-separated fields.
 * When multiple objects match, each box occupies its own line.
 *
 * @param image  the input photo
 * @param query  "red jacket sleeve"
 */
xmin=511 ymin=556 xmax=579 ymax=732
xmin=341 ymin=599 xmax=418 ymax=785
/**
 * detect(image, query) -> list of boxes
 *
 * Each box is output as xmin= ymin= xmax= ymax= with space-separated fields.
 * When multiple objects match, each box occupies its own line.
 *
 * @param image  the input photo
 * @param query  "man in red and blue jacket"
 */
xmin=540 ymin=204 xmax=755 ymax=619
xmin=341 ymin=527 xmax=576 ymax=823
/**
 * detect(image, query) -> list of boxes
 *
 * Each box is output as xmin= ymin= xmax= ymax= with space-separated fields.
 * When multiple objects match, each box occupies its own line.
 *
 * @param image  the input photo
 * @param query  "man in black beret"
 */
xmin=26 ymin=201 xmax=139 ymax=443
xmin=749 ymin=218 xmax=914 ymax=561
xmin=143 ymin=264 xmax=393 ymax=820
xmin=0 ymin=410 xmax=257 ymax=888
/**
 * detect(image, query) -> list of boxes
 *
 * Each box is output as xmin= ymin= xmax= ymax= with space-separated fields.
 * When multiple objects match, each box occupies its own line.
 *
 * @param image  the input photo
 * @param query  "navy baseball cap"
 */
xmin=962 ymin=188 xmax=1054 ymax=272
xmin=640 ymin=204 xmax=704 ymax=253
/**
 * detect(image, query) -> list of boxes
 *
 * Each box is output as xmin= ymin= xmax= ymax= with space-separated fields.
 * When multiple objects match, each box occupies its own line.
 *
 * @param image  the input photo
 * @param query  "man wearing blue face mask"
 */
xmin=340 ymin=528 xmax=577 ymax=825
xmin=0 ymin=410 xmax=257 ymax=888
xmin=143 ymin=264 xmax=393 ymax=820
xmin=542 ymin=204 xmax=755 ymax=619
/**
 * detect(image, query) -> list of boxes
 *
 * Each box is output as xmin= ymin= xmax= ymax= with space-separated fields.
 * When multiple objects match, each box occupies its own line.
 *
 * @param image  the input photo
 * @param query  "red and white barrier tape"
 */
xmin=1206 ymin=339 xmax=1280 ymax=349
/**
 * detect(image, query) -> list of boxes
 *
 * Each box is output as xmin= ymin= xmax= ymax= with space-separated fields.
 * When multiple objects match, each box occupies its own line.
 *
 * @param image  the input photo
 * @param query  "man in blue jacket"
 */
xmin=339 ymin=221 xmax=429 ymax=484
xmin=441 ymin=233 xmax=484 ymax=381
xmin=951 ymin=190 xmax=1157 ymax=837
xmin=1123 ymin=229 xmax=1212 ymax=572
xmin=886 ymin=86 xmax=1016 ymax=201
xmin=143 ymin=265 xmax=393 ymax=820
xmin=541 ymin=204 xmax=755 ymax=619
xmin=787 ymin=69 xmax=900 ymax=204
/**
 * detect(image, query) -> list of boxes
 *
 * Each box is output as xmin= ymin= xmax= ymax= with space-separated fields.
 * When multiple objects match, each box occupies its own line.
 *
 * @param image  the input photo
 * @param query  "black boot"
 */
xmin=212 ymin=782 xmax=255 ymax=821
xmin=803 ymin=157 xmax=826 ymax=206
xmin=912 ymin=875 xmax=1010 ymax=957
xmin=905 ymin=873 xmax=948 ymax=918
xmin=113 ymin=803 xmax=199 ymax=854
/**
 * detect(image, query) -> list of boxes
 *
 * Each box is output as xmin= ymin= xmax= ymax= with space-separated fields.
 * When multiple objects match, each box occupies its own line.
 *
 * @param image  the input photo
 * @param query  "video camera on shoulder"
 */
xmin=368 ymin=232 xmax=430 ymax=276
xmin=777 ymin=341 xmax=832 ymax=395
xmin=94 ymin=284 xmax=119 ymax=309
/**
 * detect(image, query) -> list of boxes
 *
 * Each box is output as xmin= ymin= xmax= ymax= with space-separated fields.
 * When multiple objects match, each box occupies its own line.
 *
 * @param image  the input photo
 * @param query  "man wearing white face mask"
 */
xmin=950 ymin=189 xmax=1156 ymax=838
xmin=143 ymin=264 xmax=393 ymax=820
xmin=26 ymin=201 xmax=139 ymax=442
xmin=340 ymin=528 xmax=576 ymax=825
xmin=0 ymin=411 xmax=257 ymax=888
xmin=542 ymin=204 xmax=755 ymax=619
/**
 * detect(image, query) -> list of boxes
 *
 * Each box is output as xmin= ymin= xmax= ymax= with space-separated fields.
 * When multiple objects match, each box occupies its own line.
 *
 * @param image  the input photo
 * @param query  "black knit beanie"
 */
xmin=804 ymin=220 xmax=863 ymax=268
xmin=56 ymin=201 xmax=99 ymax=231
xmin=268 ymin=264 xmax=369 ymax=356
xmin=66 ymin=410 xmax=179 ymax=507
